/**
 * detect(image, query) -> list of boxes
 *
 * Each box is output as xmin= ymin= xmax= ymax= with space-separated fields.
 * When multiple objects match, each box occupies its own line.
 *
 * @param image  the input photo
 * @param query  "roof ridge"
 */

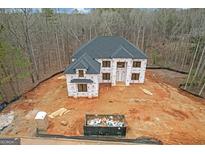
xmin=82 ymin=54 xmax=99 ymax=73
xmin=120 ymin=37 xmax=147 ymax=58
xmin=72 ymin=37 xmax=98 ymax=58
xmin=72 ymin=36 xmax=147 ymax=59
xmin=111 ymin=45 xmax=133 ymax=58
xmin=76 ymin=60 xmax=89 ymax=69
xmin=71 ymin=56 xmax=88 ymax=69
xmin=118 ymin=45 xmax=134 ymax=57
xmin=65 ymin=58 xmax=79 ymax=71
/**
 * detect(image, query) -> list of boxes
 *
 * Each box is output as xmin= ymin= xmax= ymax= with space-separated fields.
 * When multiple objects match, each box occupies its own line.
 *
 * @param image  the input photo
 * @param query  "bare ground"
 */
xmin=1 ymin=69 xmax=205 ymax=144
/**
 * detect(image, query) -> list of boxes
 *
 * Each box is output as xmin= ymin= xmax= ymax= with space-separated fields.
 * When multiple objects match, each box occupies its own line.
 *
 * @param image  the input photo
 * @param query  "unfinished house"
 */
xmin=64 ymin=36 xmax=147 ymax=98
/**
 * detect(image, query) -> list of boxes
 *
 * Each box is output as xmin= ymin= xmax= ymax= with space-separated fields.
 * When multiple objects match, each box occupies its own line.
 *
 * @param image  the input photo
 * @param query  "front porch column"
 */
xmin=125 ymin=59 xmax=132 ymax=86
xmin=111 ymin=59 xmax=117 ymax=86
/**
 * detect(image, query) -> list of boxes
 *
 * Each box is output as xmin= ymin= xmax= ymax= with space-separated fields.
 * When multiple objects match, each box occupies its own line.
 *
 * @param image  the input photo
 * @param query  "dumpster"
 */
xmin=84 ymin=114 xmax=127 ymax=137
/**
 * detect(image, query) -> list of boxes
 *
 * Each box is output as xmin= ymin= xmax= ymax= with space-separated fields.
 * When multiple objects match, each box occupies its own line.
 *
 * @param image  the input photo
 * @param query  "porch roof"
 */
xmin=70 ymin=79 xmax=93 ymax=83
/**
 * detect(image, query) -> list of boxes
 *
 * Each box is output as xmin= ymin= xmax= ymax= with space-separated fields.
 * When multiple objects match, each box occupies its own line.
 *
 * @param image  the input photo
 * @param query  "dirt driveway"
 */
xmin=1 ymin=69 xmax=205 ymax=144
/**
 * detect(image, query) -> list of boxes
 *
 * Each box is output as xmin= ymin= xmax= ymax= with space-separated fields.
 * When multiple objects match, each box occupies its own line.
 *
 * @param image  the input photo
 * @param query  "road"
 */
xmin=20 ymin=137 xmax=134 ymax=145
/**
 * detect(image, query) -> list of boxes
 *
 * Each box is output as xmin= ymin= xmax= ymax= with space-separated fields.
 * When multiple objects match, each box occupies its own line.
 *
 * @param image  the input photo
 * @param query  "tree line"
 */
xmin=0 ymin=8 xmax=204 ymax=101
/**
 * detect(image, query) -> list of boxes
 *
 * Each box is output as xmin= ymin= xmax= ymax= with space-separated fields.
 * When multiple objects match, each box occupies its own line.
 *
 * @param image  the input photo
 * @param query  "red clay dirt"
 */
xmin=1 ymin=69 xmax=205 ymax=144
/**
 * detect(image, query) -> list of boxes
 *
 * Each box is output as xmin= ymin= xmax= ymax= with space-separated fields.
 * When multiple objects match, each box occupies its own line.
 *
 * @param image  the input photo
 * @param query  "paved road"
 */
xmin=20 ymin=137 xmax=134 ymax=145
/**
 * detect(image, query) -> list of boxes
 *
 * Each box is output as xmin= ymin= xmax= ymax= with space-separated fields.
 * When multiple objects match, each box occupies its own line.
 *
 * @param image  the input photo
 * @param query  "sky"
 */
xmin=31 ymin=8 xmax=92 ymax=14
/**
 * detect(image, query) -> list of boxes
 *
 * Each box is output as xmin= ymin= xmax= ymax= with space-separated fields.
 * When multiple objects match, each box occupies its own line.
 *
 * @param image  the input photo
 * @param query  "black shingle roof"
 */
xmin=72 ymin=36 xmax=147 ymax=59
xmin=65 ymin=36 xmax=147 ymax=74
xmin=64 ymin=53 xmax=100 ymax=74
xmin=111 ymin=46 xmax=134 ymax=58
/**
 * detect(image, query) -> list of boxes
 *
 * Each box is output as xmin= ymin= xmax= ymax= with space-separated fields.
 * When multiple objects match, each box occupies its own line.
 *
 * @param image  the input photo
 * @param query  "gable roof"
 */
xmin=64 ymin=53 xmax=100 ymax=74
xmin=111 ymin=46 xmax=134 ymax=58
xmin=72 ymin=36 xmax=147 ymax=59
xmin=72 ymin=60 xmax=88 ymax=69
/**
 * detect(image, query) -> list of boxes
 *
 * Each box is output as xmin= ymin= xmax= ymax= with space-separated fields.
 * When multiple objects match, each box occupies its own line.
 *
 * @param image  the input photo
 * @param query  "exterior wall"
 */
xmin=66 ymin=58 xmax=147 ymax=97
xmin=111 ymin=58 xmax=132 ymax=86
xmin=96 ymin=59 xmax=112 ymax=83
xmin=65 ymin=72 xmax=99 ymax=98
xmin=96 ymin=58 xmax=147 ymax=86
xmin=129 ymin=59 xmax=147 ymax=83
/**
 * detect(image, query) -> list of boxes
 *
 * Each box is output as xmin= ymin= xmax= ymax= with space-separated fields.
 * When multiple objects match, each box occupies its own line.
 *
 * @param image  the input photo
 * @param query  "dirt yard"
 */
xmin=1 ymin=69 xmax=205 ymax=144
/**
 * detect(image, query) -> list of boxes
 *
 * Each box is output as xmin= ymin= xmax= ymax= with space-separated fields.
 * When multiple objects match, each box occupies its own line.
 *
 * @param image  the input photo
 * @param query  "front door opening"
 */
xmin=116 ymin=62 xmax=126 ymax=82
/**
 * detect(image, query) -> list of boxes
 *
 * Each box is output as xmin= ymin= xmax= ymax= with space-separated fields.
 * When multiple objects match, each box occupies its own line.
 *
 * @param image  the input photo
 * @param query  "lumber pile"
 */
xmin=48 ymin=108 xmax=70 ymax=118
xmin=57 ymin=75 xmax=66 ymax=80
xmin=141 ymin=88 xmax=153 ymax=96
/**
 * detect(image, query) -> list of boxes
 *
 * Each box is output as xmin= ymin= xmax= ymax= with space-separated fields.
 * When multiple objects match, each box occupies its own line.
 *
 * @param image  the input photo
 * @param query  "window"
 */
xmin=102 ymin=61 xmax=111 ymax=67
xmin=78 ymin=70 xmax=84 ymax=77
xmin=78 ymin=84 xmax=87 ymax=92
xmin=117 ymin=62 xmax=125 ymax=68
xmin=131 ymin=73 xmax=140 ymax=80
xmin=133 ymin=61 xmax=141 ymax=68
xmin=102 ymin=73 xmax=110 ymax=80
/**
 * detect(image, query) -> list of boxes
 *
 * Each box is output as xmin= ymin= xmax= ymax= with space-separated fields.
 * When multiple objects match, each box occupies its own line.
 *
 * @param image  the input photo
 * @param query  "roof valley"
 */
xmin=65 ymin=36 xmax=147 ymax=74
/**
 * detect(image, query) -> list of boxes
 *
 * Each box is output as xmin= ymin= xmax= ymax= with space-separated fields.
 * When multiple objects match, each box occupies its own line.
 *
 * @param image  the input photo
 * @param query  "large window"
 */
xmin=133 ymin=61 xmax=141 ymax=68
xmin=131 ymin=73 xmax=140 ymax=80
xmin=78 ymin=84 xmax=87 ymax=92
xmin=78 ymin=70 xmax=84 ymax=77
xmin=102 ymin=73 xmax=110 ymax=80
xmin=102 ymin=61 xmax=111 ymax=67
xmin=117 ymin=62 xmax=125 ymax=68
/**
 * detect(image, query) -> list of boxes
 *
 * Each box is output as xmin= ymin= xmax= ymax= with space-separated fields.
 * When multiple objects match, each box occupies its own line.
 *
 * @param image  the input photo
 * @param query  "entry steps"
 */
xmin=115 ymin=82 xmax=126 ymax=87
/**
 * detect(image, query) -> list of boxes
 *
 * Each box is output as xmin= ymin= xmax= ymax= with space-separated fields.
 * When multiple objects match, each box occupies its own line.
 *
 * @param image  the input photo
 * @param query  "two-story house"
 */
xmin=64 ymin=36 xmax=147 ymax=98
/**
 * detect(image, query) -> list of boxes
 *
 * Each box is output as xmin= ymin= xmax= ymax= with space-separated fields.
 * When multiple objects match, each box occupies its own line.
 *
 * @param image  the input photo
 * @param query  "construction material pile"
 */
xmin=86 ymin=115 xmax=125 ymax=127
xmin=0 ymin=111 xmax=14 ymax=131
xmin=48 ymin=108 xmax=70 ymax=118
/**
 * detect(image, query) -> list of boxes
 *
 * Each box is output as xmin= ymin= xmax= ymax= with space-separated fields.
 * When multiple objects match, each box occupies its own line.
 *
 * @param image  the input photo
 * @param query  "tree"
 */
xmin=0 ymin=8 xmax=205 ymax=100
xmin=0 ymin=41 xmax=30 ymax=101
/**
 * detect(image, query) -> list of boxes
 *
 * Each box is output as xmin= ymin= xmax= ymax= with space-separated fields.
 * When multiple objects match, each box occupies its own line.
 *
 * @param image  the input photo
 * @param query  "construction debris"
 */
xmin=129 ymin=98 xmax=147 ymax=103
xmin=141 ymin=88 xmax=153 ymax=96
xmin=57 ymin=75 xmax=66 ymax=80
xmin=48 ymin=108 xmax=69 ymax=118
xmin=24 ymin=99 xmax=33 ymax=103
xmin=87 ymin=115 xmax=125 ymax=127
xmin=0 ymin=111 xmax=14 ymax=131
xmin=60 ymin=120 xmax=68 ymax=126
